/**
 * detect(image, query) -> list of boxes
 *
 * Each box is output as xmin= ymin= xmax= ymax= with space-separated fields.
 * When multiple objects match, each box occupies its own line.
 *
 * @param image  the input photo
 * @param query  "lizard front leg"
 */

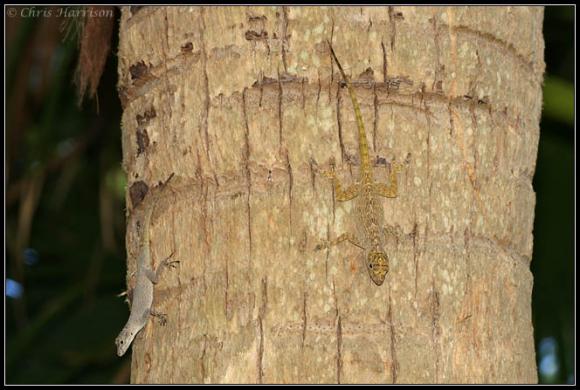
xmin=372 ymin=162 xmax=401 ymax=198
xmin=144 ymin=252 xmax=180 ymax=284
xmin=322 ymin=169 xmax=360 ymax=202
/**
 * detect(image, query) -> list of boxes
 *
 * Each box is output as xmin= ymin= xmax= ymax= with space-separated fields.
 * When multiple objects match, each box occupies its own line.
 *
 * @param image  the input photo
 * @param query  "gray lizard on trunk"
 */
xmin=115 ymin=175 xmax=178 ymax=356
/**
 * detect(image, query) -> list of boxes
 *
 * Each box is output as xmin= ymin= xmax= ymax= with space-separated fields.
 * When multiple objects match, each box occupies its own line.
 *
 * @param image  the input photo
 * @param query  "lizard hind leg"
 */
xmin=315 ymin=232 xmax=365 ymax=251
xmin=117 ymin=288 xmax=134 ymax=308
xmin=150 ymin=308 xmax=168 ymax=326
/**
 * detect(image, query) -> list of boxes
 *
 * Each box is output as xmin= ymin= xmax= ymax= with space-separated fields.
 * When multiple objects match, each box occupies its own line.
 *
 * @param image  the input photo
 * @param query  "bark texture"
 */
xmin=117 ymin=6 xmax=544 ymax=384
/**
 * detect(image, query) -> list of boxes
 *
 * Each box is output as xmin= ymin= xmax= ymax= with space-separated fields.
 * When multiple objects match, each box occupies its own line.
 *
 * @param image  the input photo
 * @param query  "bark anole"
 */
xmin=115 ymin=174 xmax=178 ymax=356
xmin=316 ymin=41 xmax=401 ymax=286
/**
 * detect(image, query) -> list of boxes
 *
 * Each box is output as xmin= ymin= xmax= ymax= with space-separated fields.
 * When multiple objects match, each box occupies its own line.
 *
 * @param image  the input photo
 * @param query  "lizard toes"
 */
xmin=321 ymin=170 xmax=335 ymax=179
xmin=159 ymin=314 xmax=168 ymax=326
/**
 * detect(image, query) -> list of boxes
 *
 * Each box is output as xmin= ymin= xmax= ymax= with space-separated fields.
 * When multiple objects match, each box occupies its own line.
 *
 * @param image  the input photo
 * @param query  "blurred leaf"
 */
xmin=7 ymin=284 xmax=83 ymax=371
xmin=6 ymin=16 xmax=37 ymax=95
xmin=542 ymin=76 xmax=573 ymax=126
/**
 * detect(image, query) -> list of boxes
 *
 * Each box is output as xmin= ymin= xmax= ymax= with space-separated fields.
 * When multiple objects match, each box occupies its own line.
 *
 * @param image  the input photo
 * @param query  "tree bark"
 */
xmin=117 ymin=6 xmax=544 ymax=384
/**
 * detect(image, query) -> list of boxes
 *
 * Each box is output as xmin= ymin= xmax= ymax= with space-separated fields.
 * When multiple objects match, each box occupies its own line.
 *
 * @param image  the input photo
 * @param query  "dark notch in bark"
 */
xmin=180 ymin=42 xmax=193 ymax=53
xmin=136 ymin=129 xmax=149 ymax=155
xmin=277 ymin=69 xmax=284 ymax=148
xmin=387 ymin=6 xmax=397 ymax=52
xmin=336 ymin=315 xmax=343 ymax=384
xmin=247 ymin=13 xmax=270 ymax=54
xmin=195 ymin=150 xmax=211 ymax=256
xmin=280 ymin=7 xmax=289 ymax=73
xmin=129 ymin=181 xmax=149 ymax=208
xmin=135 ymin=107 xmax=156 ymax=155
xmin=316 ymin=71 xmax=322 ymax=108
xmin=333 ymin=279 xmax=342 ymax=384
xmin=200 ymin=16 xmax=210 ymax=156
xmin=130 ymin=6 xmax=146 ymax=17
xmin=327 ymin=19 xmax=335 ymax=103
xmin=424 ymin=99 xmax=432 ymax=182
xmin=241 ymin=89 xmax=253 ymax=257
xmin=430 ymin=16 xmax=444 ymax=93
xmin=412 ymin=222 xmax=419 ymax=299
xmin=136 ymin=107 xmax=157 ymax=126
xmin=301 ymin=77 xmax=306 ymax=110
xmin=245 ymin=30 xmax=268 ymax=41
xmin=129 ymin=60 xmax=149 ymax=81
xmin=301 ymin=291 xmax=308 ymax=349
xmin=224 ymin=253 xmax=229 ymax=319
xmin=285 ymin=149 xmax=293 ymax=232
xmin=257 ymin=316 xmax=264 ymax=383
xmin=324 ymin=224 xmax=331 ymax=282
xmin=199 ymin=335 xmax=208 ymax=383
xmin=388 ymin=292 xmax=398 ymax=383
xmin=257 ymin=278 xmax=268 ymax=383
xmin=381 ymin=41 xmax=388 ymax=82
xmin=463 ymin=227 xmax=473 ymax=302
xmin=431 ymin=279 xmax=441 ymax=382
xmin=309 ymin=157 xmax=317 ymax=191
xmin=248 ymin=14 xmax=267 ymax=22
xmin=335 ymin=83 xmax=346 ymax=164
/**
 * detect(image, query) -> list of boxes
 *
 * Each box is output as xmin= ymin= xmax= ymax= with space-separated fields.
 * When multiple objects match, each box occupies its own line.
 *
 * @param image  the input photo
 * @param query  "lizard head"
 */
xmin=115 ymin=326 xmax=139 ymax=356
xmin=366 ymin=251 xmax=389 ymax=286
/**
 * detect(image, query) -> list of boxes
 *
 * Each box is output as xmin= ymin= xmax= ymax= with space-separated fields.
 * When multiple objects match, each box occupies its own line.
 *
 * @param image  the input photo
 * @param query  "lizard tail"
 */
xmin=327 ymin=40 xmax=370 ymax=170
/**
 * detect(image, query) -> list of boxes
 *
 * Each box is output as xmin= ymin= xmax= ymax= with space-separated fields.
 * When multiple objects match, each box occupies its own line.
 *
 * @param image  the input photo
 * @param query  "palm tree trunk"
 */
xmin=118 ymin=6 xmax=544 ymax=384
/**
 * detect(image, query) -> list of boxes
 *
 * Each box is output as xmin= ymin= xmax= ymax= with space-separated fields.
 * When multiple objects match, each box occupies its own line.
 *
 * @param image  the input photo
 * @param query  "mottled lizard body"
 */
xmin=115 ymin=177 xmax=178 ymax=356
xmin=317 ymin=42 xmax=400 ymax=286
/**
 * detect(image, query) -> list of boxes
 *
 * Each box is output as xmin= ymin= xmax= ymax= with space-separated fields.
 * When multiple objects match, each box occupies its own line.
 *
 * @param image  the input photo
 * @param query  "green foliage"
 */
xmin=532 ymin=6 xmax=573 ymax=384
xmin=542 ymin=76 xmax=573 ymax=126
xmin=6 ymin=6 xmax=127 ymax=384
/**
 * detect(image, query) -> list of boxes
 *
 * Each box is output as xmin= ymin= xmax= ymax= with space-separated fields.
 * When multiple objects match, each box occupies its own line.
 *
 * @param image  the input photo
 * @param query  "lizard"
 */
xmin=115 ymin=174 xmax=179 ymax=356
xmin=316 ymin=41 xmax=401 ymax=286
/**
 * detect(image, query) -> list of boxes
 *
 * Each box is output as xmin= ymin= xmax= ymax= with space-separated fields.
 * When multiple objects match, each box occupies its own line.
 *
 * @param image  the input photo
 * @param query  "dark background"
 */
xmin=5 ymin=6 xmax=574 ymax=384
